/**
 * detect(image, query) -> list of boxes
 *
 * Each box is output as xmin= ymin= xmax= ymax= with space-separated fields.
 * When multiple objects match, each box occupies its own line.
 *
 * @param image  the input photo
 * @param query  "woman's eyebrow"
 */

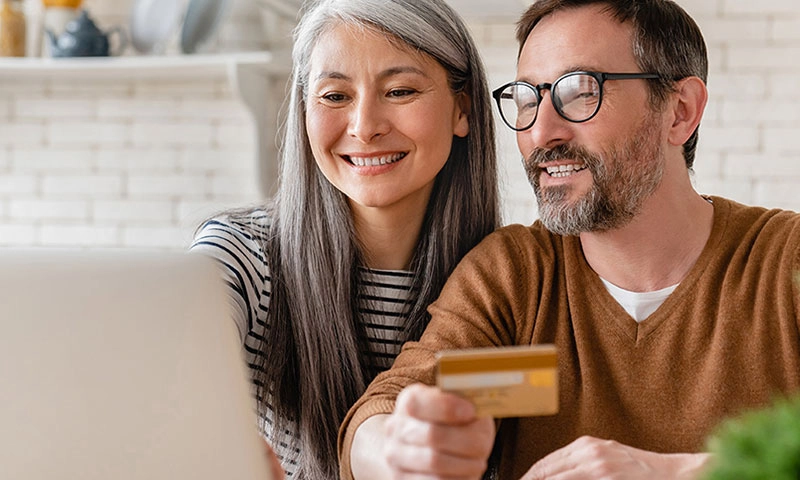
xmin=379 ymin=66 xmax=429 ymax=80
xmin=315 ymin=71 xmax=350 ymax=81
xmin=314 ymin=65 xmax=430 ymax=82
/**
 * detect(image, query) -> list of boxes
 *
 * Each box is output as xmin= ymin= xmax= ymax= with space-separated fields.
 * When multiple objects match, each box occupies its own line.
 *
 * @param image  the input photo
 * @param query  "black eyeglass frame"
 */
xmin=492 ymin=71 xmax=663 ymax=132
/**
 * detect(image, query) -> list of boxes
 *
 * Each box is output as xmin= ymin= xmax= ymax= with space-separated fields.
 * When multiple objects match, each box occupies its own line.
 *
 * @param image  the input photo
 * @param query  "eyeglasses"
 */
xmin=492 ymin=71 xmax=662 ymax=131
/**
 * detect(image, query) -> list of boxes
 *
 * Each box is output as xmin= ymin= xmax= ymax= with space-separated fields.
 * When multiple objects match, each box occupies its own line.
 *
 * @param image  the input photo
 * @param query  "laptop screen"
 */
xmin=0 ymin=250 xmax=275 ymax=480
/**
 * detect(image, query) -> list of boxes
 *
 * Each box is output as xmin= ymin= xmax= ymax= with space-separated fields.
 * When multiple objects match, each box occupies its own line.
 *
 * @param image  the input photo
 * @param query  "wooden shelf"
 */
xmin=0 ymin=51 xmax=291 ymax=197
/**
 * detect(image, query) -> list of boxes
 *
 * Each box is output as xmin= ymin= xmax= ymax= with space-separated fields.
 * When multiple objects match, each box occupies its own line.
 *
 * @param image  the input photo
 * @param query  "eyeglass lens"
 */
xmin=498 ymin=73 xmax=601 ymax=130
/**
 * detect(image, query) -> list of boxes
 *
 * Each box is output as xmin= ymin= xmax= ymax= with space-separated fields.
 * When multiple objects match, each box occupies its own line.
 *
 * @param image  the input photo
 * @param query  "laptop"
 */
xmin=0 ymin=249 xmax=275 ymax=480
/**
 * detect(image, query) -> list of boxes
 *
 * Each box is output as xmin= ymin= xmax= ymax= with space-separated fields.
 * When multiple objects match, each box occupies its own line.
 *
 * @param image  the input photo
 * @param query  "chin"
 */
xmin=347 ymin=194 xmax=394 ymax=210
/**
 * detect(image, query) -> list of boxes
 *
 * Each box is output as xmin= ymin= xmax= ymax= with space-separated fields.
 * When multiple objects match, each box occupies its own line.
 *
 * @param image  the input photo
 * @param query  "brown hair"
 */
xmin=517 ymin=0 xmax=708 ymax=169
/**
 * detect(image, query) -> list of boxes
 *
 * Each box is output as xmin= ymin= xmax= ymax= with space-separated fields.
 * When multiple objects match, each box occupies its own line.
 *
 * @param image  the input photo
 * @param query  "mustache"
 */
xmin=526 ymin=144 xmax=600 ymax=169
xmin=523 ymin=144 xmax=602 ymax=190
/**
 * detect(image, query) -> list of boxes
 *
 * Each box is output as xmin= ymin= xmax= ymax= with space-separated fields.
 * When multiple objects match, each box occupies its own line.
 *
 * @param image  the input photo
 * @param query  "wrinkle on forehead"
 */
xmin=519 ymin=5 xmax=636 ymax=82
xmin=310 ymin=22 xmax=430 ymax=73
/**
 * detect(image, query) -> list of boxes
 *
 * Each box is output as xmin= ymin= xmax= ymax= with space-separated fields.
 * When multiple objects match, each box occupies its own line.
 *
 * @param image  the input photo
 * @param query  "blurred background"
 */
xmin=0 ymin=0 xmax=797 ymax=250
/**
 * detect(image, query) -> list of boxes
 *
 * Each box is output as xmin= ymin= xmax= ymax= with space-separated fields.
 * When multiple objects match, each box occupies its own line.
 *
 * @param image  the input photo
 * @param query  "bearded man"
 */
xmin=339 ymin=1 xmax=800 ymax=478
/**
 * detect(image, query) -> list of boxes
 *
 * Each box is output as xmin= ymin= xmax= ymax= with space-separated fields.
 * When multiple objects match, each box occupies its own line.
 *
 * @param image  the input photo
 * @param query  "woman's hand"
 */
xmin=262 ymin=437 xmax=284 ymax=479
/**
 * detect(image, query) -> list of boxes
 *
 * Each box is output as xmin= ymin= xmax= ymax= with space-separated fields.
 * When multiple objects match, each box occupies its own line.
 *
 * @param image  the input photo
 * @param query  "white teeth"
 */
xmin=349 ymin=153 xmax=406 ymax=166
xmin=545 ymin=163 xmax=586 ymax=178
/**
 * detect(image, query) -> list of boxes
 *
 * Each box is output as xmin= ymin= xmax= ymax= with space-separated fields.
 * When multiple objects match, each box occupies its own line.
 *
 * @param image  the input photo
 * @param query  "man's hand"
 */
xmin=382 ymin=383 xmax=496 ymax=479
xmin=520 ymin=436 xmax=711 ymax=480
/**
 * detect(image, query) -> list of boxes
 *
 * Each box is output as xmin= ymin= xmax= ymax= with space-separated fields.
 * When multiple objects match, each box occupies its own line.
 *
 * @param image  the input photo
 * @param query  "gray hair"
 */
xmin=260 ymin=0 xmax=500 ymax=478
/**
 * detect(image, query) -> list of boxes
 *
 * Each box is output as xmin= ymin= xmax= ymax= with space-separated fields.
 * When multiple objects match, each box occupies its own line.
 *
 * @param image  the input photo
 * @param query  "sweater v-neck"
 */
xmin=566 ymin=197 xmax=731 ymax=343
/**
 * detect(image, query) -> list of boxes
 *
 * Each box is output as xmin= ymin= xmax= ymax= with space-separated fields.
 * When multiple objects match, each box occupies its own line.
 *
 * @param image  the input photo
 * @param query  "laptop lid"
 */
xmin=0 ymin=249 xmax=274 ymax=480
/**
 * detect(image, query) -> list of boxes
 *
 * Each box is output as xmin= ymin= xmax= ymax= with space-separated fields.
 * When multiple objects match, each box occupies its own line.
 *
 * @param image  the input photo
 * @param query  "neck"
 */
xmin=350 ymin=197 xmax=429 ymax=271
xmin=579 ymin=174 xmax=714 ymax=292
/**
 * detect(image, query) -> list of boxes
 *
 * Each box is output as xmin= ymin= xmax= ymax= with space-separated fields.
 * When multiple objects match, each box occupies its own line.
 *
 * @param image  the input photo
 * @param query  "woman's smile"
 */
xmin=343 ymin=152 xmax=408 ymax=167
xmin=305 ymin=22 xmax=469 ymax=211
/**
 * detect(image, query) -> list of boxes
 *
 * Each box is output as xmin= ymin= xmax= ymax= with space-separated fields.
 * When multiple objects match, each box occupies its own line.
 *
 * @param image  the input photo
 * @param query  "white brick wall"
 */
xmin=0 ymin=71 xmax=263 ymax=248
xmin=686 ymin=0 xmax=800 ymax=212
xmin=1 ymin=0 xmax=798 ymax=249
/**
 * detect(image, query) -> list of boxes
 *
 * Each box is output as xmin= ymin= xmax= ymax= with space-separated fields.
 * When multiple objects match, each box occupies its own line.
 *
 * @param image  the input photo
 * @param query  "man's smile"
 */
xmin=543 ymin=162 xmax=588 ymax=178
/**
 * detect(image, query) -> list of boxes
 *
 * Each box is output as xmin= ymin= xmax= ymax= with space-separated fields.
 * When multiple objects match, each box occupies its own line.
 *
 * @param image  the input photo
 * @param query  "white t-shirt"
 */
xmin=600 ymin=277 xmax=679 ymax=322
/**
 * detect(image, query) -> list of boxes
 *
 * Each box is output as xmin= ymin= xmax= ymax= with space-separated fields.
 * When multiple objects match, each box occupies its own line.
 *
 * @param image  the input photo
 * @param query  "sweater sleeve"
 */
xmin=338 ymin=224 xmax=539 ymax=478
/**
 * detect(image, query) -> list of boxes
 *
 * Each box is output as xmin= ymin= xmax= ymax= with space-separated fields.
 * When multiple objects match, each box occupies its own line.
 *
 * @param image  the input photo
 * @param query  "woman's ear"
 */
xmin=667 ymin=76 xmax=707 ymax=146
xmin=453 ymin=92 xmax=470 ymax=138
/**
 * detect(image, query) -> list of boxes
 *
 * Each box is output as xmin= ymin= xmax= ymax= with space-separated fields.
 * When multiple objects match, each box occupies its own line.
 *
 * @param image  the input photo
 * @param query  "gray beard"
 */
xmin=525 ymin=117 xmax=664 ymax=236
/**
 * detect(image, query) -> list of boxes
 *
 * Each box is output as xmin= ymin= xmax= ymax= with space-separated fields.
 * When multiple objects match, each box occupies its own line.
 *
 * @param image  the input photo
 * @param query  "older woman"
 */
xmin=191 ymin=0 xmax=499 ymax=477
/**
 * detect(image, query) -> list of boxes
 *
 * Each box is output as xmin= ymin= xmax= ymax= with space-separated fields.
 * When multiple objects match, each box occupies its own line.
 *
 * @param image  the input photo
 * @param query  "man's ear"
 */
xmin=453 ymin=92 xmax=470 ymax=138
xmin=667 ymin=76 xmax=707 ymax=146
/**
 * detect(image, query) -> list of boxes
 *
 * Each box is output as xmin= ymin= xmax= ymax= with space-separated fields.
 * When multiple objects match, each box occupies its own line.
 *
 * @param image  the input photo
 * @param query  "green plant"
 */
xmin=702 ymin=395 xmax=800 ymax=480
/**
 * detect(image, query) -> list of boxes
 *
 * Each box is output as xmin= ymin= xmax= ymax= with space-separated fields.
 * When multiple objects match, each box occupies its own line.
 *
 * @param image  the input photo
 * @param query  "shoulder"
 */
xmin=713 ymin=196 xmax=800 ymax=247
xmin=710 ymin=197 xmax=800 ymax=285
xmin=193 ymin=208 xmax=271 ymax=245
xmin=464 ymin=221 xmax=563 ymax=263
xmin=193 ymin=209 xmax=271 ymax=254
xmin=442 ymin=220 xmax=563 ymax=295
xmin=190 ymin=208 xmax=272 ymax=278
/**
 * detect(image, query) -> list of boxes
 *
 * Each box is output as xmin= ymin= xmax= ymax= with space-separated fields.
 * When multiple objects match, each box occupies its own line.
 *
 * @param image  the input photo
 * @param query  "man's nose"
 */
xmin=348 ymin=96 xmax=390 ymax=142
xmin=522 ymin=91 xmax=572 ymax=150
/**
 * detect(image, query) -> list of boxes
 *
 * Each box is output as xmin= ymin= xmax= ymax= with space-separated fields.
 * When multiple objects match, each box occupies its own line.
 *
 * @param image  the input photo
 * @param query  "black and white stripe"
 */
xmin=191 ymin=210 xmax=414 ymax=478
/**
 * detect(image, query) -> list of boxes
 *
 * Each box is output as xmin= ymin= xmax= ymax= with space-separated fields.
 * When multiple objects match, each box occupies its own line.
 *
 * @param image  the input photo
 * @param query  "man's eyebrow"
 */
xmin=517 ymin=65 xmax=596 ymax=84
xmin=315 ymin=66 xmax=430 ymax=82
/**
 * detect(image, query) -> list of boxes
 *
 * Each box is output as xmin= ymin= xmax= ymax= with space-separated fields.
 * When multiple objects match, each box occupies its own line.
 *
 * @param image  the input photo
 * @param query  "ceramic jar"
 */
xmin=41 ymin=0 xmax=82 ymax=56
xmin=0 ymin=0 xmax=25 ymax=57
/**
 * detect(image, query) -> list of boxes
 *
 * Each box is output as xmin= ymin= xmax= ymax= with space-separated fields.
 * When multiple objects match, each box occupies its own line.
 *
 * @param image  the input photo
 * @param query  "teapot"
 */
xmin=45 ymin=9 xmax=126 ymax=57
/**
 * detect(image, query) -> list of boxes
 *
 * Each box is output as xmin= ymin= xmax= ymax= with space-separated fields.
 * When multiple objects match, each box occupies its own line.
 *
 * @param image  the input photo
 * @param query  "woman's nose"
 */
xmin=347 ymin=96 xmax=390 ymax=142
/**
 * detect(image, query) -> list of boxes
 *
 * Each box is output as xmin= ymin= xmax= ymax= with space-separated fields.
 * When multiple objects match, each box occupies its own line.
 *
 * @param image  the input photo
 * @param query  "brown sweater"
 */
xmin=339 ymin=197 xmax=800 ymax=479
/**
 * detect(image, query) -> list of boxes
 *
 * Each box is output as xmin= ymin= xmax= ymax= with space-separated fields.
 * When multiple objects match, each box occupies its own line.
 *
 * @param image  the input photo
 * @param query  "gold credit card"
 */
xmin=436 ymin=344 xmax=558 ymax=418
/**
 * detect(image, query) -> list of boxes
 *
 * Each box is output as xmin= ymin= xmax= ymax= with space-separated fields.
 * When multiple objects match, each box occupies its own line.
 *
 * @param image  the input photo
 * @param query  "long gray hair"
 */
xmin=259 ymin=0 xmax=500 ymax=477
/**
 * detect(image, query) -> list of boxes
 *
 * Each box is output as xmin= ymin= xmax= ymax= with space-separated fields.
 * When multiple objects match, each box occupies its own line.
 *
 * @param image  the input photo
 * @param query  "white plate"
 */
xmin=180 ymin=0 xmax=231 ymax=54
xmin=130 ymin=0 xmax=186 ymax=54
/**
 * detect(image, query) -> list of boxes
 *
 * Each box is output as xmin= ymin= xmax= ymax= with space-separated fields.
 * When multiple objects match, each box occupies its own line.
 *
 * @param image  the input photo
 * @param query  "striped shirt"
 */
xmin=190 ymin=210 xmax=414 ymax=478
